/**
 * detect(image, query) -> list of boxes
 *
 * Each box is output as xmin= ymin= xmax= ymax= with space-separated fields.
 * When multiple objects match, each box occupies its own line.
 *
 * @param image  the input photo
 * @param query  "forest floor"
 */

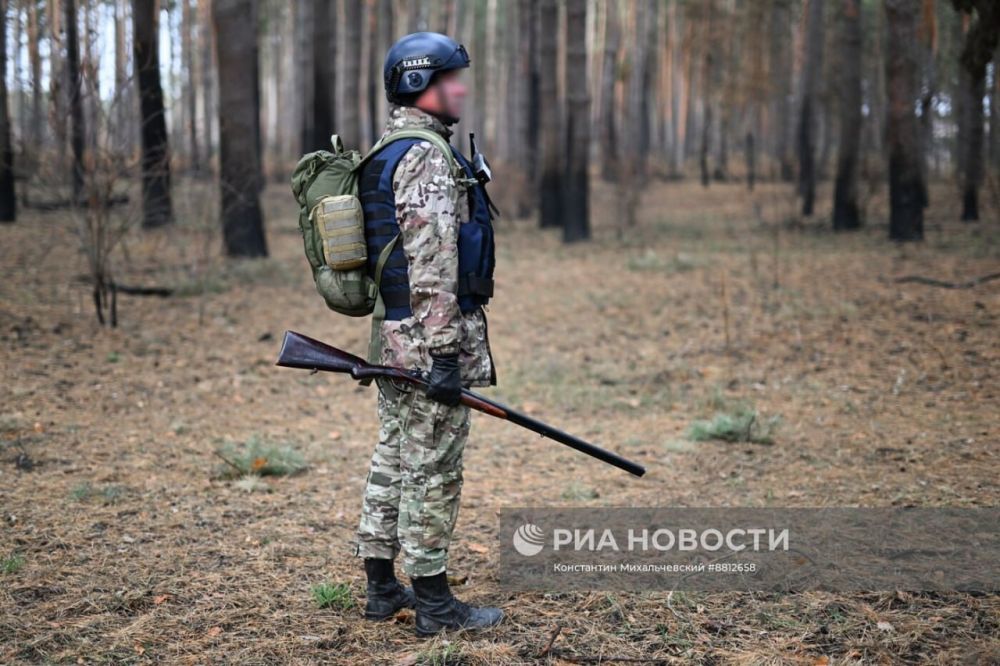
xmin=1 ymin=176 xmax=999 ymax=665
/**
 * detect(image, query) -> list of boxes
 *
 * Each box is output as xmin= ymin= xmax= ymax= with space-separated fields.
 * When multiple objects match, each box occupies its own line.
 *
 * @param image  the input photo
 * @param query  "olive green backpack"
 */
xmin=290 ymin=130 xmax=461 ymax=316
xmin=290 ymin=131 xmax=463 ymax=359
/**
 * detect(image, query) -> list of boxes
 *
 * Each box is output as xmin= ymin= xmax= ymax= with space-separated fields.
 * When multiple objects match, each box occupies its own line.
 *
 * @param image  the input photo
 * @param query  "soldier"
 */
xmin=353 ymin=32 xmax=502 ymax=636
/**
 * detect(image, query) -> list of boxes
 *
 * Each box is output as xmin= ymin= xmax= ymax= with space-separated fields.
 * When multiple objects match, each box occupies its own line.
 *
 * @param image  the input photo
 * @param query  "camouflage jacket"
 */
xmin=378 ymin=106 xmax=495 ymax=387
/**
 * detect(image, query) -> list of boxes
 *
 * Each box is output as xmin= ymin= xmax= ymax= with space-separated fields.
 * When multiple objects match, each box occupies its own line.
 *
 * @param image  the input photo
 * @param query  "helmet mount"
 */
xmin=384 ymin=32 xmax=471 ymax=110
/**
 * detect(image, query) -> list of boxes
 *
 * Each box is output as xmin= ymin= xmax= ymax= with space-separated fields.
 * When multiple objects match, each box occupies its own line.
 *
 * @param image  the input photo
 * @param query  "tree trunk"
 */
xmin=0 ymin=0 xmax=15 ymax=222
xmin=955 ymin=59 xmax=980 ymax=220
xmin=113 ymin=0 xmax=131 ymax=155
xmin=81 ymin=0 xmax=100 ymax=155
xmin=512 ymin=0 xmax=535 ymax=216
xmin=798 ymin=0 xmax=825 ymax=216
xmin=375 ymin=0 xmax=393 ymax=137
xmin=199 ymin=0 xmax=216 ymax=169
xmin=629 ymin=0 xmax=653 ymax=182
xmin=27 ymin=0 xmax=42 ymax=152
xmin=213 ymin=0 xmax=267 ymax=257
xmin=49 ymin=0 xmax=67 ymax=163
xmin=715 ymin=113 xmax=729 ymax=181
xmin=339 ymin=0 xmax=362 ymax=149
xmin=681 ymin=14 xmax=697 ymax=162
xmin=918 ymin=0 xmax=937 ymax=184
xmin=700 ymin=103 xmax=711 ymax=187
xmin=264 ymin=0 xmax=286 ymax=178
xmin=310 ymin=0 xmax=336 ymax=152
xmin=562 ymin=0 xmax=590 ymax=242
xmin=182 ymin=0 xmax=201 ymax=173
xmin=361 ymin=0 xmax=375 ymax=148
xmin=951 ymin=1 xmax=1000 ymax=221
xmin=885 ymin=0 xmax=925 ymax=241
xmin=523 ymin=0 xmax=540 ymax=189
xmin=713 ymin=0 xmax=731 ymax=182
xmin=666 ymin=1 xmax=681 ymax=175
xmin=538 ymin=0 xmax=561 ymax=229
xmin=13 ymin=0 xmax=23 ymax=143
xmin=295 ymin=0 xmax=314 ymax=155
xmin=133 ymin=0 xmax=173 ymax=227
xmin=483 ymin=0 xmax=498 ymax=150
xmin=699 ymin=0 xmax=715 ymax=188
xmin=66 ymin=0 xmax=85 ymax=201
xmin=833 ymin=0 xmax=863 ymax=230
xmin=408 ymin=0 xmax=427 ymax=31
xmin=770 ymin=0 xmax=794 ymax=181
xmin=991 ymin=53 xmax=999 ymax=171
xmin=599 ymin=0 xmax=620 ymax=181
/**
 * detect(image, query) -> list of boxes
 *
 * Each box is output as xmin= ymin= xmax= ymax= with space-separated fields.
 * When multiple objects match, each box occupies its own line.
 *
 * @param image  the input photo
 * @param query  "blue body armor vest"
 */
xmin=358 ymin=139 xmax=496 ymax=321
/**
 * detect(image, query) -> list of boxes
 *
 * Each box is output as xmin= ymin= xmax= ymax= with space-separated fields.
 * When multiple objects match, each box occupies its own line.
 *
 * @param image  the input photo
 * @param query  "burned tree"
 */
xmin=833 ymin=0 xmax=863 ymax=230
xmin=562 ymin=0 xmax=590 ymax=242
xmin=309 ymin=0 xmax=337 ymax=152
xmin=950 ymin=0 xmax=1000 ymax=221
xmin=213 ymin=0 xmax=267 ymax=257
xmin=798 ymin=0 xmax=825 ymax=216
xmin=133 ymin=0 xmax=173 ymax=227
xmin=537 ymin=0 xmax=561 ymax=229
xmin=599 ymin=0 xmax=620 ymax=182
xmin=885 ymin=0 xmax=925 ymax=241
xmin=0 ymin=0 xmax=15 ymax=222
xmin=339 ymin=0 xmax=361 ymax=149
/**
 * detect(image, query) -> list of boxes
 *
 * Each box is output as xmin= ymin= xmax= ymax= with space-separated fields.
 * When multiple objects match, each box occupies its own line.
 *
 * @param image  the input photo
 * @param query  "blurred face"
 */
xmin=415 ymin=70 xmax=467 ymax=120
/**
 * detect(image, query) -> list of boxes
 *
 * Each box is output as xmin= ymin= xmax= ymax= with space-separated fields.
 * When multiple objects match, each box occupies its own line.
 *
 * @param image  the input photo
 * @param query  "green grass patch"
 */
xmin=214 ymin=435 xmax=308 ymax=479
xmin=233 ymin=474 xmax=270 ymax=493
xmin=418 ymin=642 xmax=464 ymax=666
xmin=0 ymin=414 xmax=22 ymax=433
xmin=69 ymin=482 xmax=127 ymax=504
xmin=561 ymin=481 xmax=599 ymax=501
xmin=627 ymin=250 xmax=704 ymax=274
xmin=2 ymin=552 xmax=25 ymax=574
xmin=311 ymin=582 xmax=355 ymax=611
xmin=687 ymin=407 xmax=780 ymax=445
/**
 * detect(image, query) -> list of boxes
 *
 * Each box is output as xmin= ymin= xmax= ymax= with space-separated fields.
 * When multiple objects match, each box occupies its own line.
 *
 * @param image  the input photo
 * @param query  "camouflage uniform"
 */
xmin=356 ymin=106 xmax=494 ymax=578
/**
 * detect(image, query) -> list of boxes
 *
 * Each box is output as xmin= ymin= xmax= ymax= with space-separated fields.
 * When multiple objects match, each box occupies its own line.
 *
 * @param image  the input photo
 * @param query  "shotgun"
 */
xmin=275 ymin=331 xmax=646 ymax=477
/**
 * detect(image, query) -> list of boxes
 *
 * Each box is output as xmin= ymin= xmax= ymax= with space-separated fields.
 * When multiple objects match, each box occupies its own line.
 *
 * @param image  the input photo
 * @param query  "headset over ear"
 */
xmin=383 ymin=33 xmax=470 ymax=104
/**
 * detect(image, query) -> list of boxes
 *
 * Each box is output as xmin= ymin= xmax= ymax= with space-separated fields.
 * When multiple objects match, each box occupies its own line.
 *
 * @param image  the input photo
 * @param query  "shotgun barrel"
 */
xmin=276 ymin=331 xmax=646 ymax=477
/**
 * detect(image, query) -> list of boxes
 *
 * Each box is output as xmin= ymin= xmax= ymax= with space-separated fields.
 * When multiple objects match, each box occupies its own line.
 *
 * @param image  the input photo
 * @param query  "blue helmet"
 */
xmin=383 ymin=32 xmax=470 ymax=103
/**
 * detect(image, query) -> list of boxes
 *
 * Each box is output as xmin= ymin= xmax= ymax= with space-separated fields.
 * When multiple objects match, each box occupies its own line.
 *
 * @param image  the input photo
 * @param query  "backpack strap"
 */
xmin=357 ymin=128 xmax=474 ymax=187
xmin=364 ymin=233 xmax=401 ymax=372
xmin=360 ymin=128 xmax=475 ymax=374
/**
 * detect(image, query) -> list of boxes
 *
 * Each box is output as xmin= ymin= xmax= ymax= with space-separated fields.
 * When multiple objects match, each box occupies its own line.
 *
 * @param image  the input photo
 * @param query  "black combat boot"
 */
xmin=411 ymin=572 xmax=503 ymax=636
xmin=364 ymin=558 xmax=415 ymax=621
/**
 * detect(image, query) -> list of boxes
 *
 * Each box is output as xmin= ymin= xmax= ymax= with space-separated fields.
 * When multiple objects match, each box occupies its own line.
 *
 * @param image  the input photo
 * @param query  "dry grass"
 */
xmin=1 ymin=175 xmax=998 ymax=664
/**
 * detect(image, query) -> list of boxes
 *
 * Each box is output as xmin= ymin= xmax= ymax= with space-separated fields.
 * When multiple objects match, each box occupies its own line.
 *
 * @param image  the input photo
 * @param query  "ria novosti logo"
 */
xmin=511 ymin=523 xmax=791 ymax=556
xmin=513 ymin=523 xmax=545 ymax=556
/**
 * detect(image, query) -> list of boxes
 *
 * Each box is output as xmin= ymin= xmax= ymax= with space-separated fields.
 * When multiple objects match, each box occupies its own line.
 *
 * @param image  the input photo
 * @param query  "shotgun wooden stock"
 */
xmin=275 ymin=331 xmax=646 ymax=477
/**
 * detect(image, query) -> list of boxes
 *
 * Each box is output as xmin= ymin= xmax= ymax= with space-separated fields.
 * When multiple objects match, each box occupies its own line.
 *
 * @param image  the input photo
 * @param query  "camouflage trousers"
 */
xmin=355 ymin=382 xmax=471 ymax=577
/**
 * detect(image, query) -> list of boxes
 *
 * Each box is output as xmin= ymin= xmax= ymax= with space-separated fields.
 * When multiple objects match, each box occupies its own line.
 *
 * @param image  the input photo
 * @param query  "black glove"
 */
xmin=425 ymin=352 xmax=462 ymax=406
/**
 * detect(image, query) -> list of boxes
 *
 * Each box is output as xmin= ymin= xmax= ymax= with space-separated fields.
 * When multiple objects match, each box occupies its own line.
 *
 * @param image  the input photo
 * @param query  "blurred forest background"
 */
xmin=2 ymin=0 xmax=1000 ymax=265
xmin=4 ymin=2 xmax=1000 ymax=663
